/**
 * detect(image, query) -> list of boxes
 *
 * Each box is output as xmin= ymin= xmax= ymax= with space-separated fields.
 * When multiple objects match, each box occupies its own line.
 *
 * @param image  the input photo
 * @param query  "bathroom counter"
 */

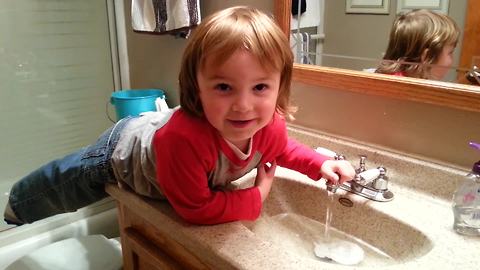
xmin=106 ymin=126 xmax=480 ymax=270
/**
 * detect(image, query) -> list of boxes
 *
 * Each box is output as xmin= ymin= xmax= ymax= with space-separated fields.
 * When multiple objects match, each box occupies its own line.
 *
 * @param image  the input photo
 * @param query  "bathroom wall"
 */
xmin=290 ymin=82 xmax=480 ymax=170
xmin=121 ymin=0 xmax=478 ymax=170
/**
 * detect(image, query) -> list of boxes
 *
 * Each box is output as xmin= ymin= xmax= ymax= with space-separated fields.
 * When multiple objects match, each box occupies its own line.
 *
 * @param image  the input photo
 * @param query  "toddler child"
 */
xmin=4 ymin=6 xmax=355 ymax=225
xmin=376 ymin=9 xmax=460 ymax=80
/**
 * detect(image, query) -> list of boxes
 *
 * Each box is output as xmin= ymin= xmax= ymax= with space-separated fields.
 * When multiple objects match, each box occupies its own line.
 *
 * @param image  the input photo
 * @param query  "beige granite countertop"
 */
xmin=127 ymin=125 xmax=480 ymax=269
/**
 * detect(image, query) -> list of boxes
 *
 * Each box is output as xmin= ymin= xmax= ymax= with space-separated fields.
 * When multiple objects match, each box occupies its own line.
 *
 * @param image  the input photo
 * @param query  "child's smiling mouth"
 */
xmin=228 ymin=119 xmax=254 ymax=128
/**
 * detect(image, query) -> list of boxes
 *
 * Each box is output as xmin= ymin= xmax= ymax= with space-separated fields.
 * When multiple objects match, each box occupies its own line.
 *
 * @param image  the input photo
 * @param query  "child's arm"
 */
xmin=277 ymin=138 xmax=355 ymax=183
xmin=260 ymin=113 xmax=355 ymax=184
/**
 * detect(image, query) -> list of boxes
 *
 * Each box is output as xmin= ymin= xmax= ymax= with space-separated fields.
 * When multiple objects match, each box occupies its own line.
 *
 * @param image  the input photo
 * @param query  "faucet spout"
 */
xmin=326 ymin=183 xmax=338 ymax=193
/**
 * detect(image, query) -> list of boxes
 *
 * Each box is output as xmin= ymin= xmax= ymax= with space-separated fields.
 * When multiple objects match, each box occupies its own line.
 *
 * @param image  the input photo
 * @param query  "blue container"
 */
xmin=110 ymin=89 xmax=165 ymax=120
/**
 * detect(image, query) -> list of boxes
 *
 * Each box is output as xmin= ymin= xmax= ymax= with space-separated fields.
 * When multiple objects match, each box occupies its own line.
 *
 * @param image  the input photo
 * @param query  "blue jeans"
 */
xmin=7 ymin=117 xmax=133 ymax=224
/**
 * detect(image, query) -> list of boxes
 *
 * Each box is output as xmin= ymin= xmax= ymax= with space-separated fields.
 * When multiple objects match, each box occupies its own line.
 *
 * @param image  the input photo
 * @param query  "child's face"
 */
xmin=430 ymin=44 xmax=455 ymax=80
xmin=197 ymin=49 xmax=281 ymax=149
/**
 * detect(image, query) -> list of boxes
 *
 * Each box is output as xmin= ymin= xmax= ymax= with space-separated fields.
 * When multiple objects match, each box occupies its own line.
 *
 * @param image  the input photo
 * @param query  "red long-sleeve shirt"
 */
xmin=152 ymin=109 xmax=329 ymax=225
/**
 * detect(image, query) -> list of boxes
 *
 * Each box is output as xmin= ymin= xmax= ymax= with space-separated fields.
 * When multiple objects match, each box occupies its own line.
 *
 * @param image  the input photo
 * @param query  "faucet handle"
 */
xmin=373 ymin=167 xmax=389 ymax=190
xmin=356 ymin=155 xmax=367 ymax=173
xmin=354 ymin=167 xmax=380 ymax=185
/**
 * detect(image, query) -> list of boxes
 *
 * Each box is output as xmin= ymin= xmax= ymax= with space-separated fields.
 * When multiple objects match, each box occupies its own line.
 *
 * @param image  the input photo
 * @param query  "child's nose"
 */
xmin=232 ymin=91 xmax=253 ymax=112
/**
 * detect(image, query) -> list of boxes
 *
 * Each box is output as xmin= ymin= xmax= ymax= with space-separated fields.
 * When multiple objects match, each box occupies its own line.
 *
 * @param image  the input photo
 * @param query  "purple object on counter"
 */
xmin=469 ymin=142 xmax=480 ymax=174
xmin=469 ymin=142 xmax=480 ymax=151
xmin=472 ymin=162 xmax=480 ymax=175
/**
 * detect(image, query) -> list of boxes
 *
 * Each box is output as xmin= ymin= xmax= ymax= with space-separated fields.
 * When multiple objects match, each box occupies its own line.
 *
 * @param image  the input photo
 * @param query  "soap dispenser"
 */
xmin=452 ymin=142 xmax=480 ymax=236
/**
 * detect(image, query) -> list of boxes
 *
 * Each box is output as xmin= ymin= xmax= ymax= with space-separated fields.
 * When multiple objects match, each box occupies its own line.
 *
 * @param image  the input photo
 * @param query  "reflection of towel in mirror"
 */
xmin=290 ymin=32 xmax=310 ymax=64
xmin=131 ymin=0 xmax=200 ymax=38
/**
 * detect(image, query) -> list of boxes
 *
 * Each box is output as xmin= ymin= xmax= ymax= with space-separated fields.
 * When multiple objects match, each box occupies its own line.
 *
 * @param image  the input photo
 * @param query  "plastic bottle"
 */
xmin=452 ymin=142 xmax=480 ymax=236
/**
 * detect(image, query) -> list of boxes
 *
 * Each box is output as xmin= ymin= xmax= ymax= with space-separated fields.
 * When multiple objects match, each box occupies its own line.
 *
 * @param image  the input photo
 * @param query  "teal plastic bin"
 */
xmin=110 ymin=89 xmax=165 ymax=120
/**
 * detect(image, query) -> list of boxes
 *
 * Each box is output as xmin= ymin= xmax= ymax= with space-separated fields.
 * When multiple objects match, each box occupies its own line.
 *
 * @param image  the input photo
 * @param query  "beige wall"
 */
xmin=290 ymin=82 xmax=479 ymax=170
xmin=122 ymin=0 xmax=478 ymax=170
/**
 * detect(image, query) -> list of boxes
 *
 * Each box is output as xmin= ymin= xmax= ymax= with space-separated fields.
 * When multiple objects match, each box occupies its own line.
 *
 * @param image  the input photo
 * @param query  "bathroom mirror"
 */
xmin=274 ymin=0 xmax=480 ymax=112
xmin=288 ymin=0 xmax=473 ymax=84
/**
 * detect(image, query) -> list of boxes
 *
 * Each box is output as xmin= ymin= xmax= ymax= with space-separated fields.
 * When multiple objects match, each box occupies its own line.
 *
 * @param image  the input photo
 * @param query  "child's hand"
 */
xmin=255 ymin=161 xmax=277 ymax=202
xmin=320 ymin=160 xmax=355 ymax=186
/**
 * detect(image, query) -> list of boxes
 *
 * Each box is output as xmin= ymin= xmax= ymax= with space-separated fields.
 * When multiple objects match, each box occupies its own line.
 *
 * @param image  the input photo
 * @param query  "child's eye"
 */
xmin=215 ymin=83 xmax=231 ymax=92
xmin=253 ymin=83 xmax=268 ymax=91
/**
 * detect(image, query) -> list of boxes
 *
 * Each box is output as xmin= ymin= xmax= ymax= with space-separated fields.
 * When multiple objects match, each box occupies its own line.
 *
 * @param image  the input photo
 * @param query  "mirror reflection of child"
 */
xmin=4 ymin=6 xmax=355 ymax=226
xmin=376 ymin=9 xmax=460 ymax=80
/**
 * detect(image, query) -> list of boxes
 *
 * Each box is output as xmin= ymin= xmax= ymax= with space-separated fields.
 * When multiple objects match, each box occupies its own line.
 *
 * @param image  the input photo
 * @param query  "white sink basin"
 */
xmin=241 ymin=174 xmax=433 ymax=267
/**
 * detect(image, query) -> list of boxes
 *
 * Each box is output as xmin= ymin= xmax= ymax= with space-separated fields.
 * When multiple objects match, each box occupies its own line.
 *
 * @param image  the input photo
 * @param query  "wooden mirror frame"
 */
xmin=274 ymin=0 xmax=480 ymax=112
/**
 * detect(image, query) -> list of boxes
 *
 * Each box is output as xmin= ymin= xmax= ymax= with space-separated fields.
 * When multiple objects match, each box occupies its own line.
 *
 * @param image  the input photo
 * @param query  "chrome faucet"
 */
xmin=328 ymin=154 xmax=394 ymax=202
xmin=466 ymin=65 xmax=480 ymax=85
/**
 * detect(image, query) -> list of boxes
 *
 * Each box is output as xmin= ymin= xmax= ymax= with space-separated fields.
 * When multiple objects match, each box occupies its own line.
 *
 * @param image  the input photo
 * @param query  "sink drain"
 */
xmin=338 ymin=197 xmax=353 ymax=207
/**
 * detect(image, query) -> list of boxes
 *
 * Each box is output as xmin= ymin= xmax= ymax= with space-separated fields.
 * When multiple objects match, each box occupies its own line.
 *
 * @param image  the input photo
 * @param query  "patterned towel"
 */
xmin=291 ymin=32 xmax=311 ymax=64
xmin=131 ymin=0 xmax=200 ymax=38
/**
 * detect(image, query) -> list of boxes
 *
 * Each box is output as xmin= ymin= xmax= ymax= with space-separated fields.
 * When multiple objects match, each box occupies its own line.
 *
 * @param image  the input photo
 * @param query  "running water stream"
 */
xmin=324 ymin=190 xmax=334 ymax=239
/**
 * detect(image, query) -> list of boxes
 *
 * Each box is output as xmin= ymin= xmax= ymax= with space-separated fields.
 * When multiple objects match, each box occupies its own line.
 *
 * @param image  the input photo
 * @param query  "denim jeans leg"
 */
xmin=7 ymin=118 xmax=132 ymax=224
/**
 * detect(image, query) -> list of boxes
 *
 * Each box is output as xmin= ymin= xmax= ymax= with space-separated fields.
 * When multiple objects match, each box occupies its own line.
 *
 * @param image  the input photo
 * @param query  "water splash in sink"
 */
xmin=314 ymin=239 xmax=364 ymax=265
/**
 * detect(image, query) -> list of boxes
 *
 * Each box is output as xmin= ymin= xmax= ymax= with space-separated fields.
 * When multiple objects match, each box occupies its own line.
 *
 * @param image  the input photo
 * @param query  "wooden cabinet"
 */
xmin=105 ymin=184 xmax=211 ymax=270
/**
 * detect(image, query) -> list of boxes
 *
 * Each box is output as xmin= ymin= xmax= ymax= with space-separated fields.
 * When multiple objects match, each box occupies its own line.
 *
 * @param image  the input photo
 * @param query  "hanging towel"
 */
xmin=290 ymin=32 xmax=310 ymax=64
xmin=291 ymin=0 xmax=306 ymax=16
xmin=131 ymin=0 xmax=201 ymax=38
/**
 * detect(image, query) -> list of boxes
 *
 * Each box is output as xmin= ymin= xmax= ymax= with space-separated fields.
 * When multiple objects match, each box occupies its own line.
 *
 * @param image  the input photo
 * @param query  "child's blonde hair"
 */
xmin=179 ymin=6 xmax=296 ymax=120
xmin=376 ymin=9 xmax=460 ymax=79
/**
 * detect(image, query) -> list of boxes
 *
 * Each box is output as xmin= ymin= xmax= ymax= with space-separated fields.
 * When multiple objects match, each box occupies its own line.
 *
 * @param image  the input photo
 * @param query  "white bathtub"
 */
xmin=0 ymin=198 xmax=120 ymax=269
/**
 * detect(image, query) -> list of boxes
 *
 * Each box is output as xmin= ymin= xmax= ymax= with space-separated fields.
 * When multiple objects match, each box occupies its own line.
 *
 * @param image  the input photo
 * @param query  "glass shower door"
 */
xmin=0 ymin=0 xmax=117 ymax=231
